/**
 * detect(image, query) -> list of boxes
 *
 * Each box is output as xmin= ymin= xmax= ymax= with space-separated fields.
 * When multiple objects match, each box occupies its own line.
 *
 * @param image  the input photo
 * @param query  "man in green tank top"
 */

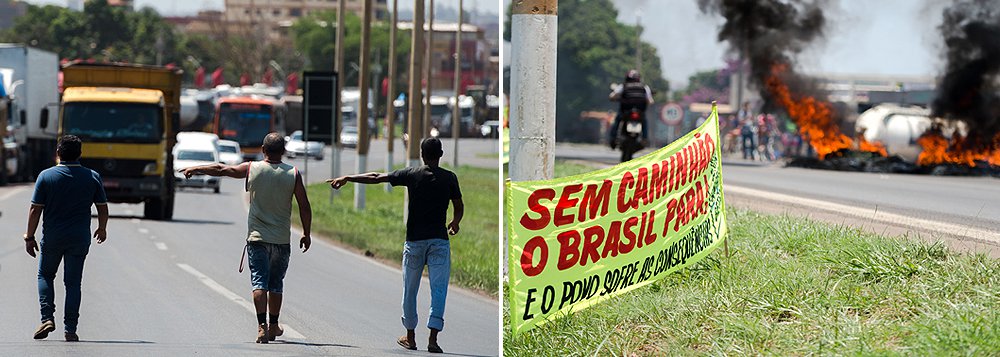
xmin=327 ymin=138 xmax=463 ymax=354
xmin=179 ymin=132 xmax=312 ymax=344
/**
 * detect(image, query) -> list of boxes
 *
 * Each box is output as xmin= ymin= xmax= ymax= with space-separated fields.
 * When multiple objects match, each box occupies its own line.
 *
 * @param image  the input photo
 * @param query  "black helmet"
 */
xmin=625 ymin=69 xmax=641 ymax=83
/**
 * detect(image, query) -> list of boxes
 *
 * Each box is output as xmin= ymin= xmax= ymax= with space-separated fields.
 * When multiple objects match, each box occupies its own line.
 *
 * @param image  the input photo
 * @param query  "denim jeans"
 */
xmin=401 ymin=239 xmax=450 ymax=331
xmin=247 ymin=242 xmax=291 ymax=293
xmin=38 ymin=240 xmax=90 ymax=333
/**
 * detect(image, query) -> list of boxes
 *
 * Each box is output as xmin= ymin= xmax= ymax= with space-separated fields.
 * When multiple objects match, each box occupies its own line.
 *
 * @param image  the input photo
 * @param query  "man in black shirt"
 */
xmin=327 ymin=138 xmax=463 ymax=354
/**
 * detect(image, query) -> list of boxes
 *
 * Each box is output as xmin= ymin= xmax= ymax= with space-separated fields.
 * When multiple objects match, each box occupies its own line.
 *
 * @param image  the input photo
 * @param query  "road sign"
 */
xmin=303 ymin=71 xmax=338 ymax=144
xmin=660 ymin=103 xmax=684 ymax=126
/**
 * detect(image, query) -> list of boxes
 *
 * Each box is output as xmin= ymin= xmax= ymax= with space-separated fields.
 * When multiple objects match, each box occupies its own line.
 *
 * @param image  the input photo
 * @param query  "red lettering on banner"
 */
xmin=580 ymin=225 xmax=605 ymax=267
xmin=636 ymin=211 xmax=648 ymax=249
xmin=663 ymin=198 xmax=678 ymax=236
xmin=520 ymin=188 xmax=555 ymax=231
xmin=616 ymin=172 xmax=635 ymax=213
xmin=554 ymin=184 xmax=583 ymax=227
xmin=635 ymin=167 xmax=649 ymax=206
xmin=682 ymin=187 xmax=696 ymax=227
xmin=520 ymin=236 xmax=548 ymax=277
xmin=601 ymin=220 xmax=623 ymax=258
xmin=557 ymin=230 xmax=581 ymax=271
xmin=620 ymin=216 xmax=639 ymax=254
xmin=643 ymin=209 xmax=657 ymax=246
xmin=578 ymin=180 xmax=612 ymax=222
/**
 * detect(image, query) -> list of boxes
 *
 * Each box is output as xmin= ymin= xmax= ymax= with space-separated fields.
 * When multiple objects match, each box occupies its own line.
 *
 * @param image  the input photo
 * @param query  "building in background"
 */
xmin=0 ymin=0 xmax=28 ymax=30
xmin=398 ymin=21 xmax=497 ymax=94
xmin=223 ymin=0 xmax=388 ymax=40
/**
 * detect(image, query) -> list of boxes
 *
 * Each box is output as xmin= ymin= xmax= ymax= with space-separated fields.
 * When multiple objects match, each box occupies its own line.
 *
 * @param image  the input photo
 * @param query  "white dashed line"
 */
xmin=0 ymin=186 xmax=27 ymax=201
xmin=154 ymin=242 xmax=168 ymax=251
xmin=138 ymin=228 xmax=149 ymax=234
xmin=176 ymin=263 xmax=306 ymax=339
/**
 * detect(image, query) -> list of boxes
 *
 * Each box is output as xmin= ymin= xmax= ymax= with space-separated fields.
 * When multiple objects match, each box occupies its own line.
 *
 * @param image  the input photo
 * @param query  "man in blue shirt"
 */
xmin=23 ymin=135 xmax=109 ymax=342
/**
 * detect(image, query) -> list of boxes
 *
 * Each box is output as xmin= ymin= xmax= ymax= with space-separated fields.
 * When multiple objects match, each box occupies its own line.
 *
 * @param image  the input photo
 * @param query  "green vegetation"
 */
xmin=504 ymin=0 xmax=670 ymax=142
xmin=504 ymin=209 xmax=1000 ymax=355
xmin=297 ymin=165 xmax=498 ymax=295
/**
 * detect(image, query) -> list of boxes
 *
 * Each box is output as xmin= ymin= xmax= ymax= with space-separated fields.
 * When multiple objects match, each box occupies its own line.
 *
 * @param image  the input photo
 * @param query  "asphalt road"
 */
xmin=553 ymin=143 xmax=1000 ymax=256
xmin=0 ymin=172 xmax=499 ymax=355
xmin=291 ymin=138 xmax=498 ymax=185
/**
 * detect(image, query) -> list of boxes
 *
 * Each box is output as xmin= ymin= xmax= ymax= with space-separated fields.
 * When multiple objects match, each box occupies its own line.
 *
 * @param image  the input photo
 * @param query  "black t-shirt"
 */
xmin=388 ymin=165 xmax=462 ymax=241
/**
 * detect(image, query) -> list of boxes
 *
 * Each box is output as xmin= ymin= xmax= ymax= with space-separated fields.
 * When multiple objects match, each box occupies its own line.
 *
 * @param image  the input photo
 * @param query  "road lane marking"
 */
xmin=154 ymin=242 xmax=168 ymax=251
xmin=176 ymin=263 xmax=306 ymax=339
xmin=131 ymin=218 xmax=141 ymax=224
xmin=725 ymin=184 xmax=1000 ymax=244
xmin=138 ymin=228 xmax=149 ymax=234
xmin=0 ymin=186 xmax=27 ymax=201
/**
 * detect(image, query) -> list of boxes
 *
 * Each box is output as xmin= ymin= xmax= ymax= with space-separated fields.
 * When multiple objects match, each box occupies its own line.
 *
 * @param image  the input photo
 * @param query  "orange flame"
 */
xmin=858 ymin=136 xmax=888 ymax=157
xmin=917 ymin=130 xmax=1000 ymax=167
xmin=764 ymin=63 xmax=883 ymax=159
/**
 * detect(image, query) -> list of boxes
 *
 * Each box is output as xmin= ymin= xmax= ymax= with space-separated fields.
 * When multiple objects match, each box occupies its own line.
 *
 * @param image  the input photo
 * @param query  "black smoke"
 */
xmin=697 ymin=0 xmax=830 ymax=100
xmin=932 ymin=0 xmax=1000 ymax=146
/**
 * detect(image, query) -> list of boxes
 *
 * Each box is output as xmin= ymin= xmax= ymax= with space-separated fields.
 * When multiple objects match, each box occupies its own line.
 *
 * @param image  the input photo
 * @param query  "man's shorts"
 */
xmin=247 ymin=242 xmax=291 ymax=293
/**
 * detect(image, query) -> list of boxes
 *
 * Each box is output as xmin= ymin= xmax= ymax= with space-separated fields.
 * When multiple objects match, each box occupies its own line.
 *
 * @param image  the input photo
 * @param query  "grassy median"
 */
xmin=503 ymin=208 xmax=1000 ymax=355
xmin=296 ymin=165 xmax=499 ymax=295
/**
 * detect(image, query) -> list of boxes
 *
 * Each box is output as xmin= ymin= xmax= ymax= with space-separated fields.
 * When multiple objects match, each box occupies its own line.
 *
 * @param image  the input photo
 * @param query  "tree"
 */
xmin=291 ymin=11 xmax=411 ymax=95
xmin=504 ymin=0 xmax=670 ymax=142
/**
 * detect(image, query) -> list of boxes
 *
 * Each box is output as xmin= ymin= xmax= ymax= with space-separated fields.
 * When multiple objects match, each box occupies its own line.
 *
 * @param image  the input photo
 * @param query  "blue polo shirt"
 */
xmin=30 ymin=162 xmax=108 ymax=244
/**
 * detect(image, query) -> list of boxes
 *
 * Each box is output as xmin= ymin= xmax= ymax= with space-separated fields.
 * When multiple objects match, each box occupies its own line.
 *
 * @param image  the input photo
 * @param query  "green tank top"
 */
xmin=246 ymin=161 xmax=297 ymax=244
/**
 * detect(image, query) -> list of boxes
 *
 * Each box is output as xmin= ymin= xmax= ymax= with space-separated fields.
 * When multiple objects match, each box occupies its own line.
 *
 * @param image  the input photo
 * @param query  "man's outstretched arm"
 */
xmin=326 ymin=172 xmax=391 ymax=189
xmin=179 ymin=162 xmax=250 ymax=179
xmin=294 ymin=171 xmax=312 ymax=253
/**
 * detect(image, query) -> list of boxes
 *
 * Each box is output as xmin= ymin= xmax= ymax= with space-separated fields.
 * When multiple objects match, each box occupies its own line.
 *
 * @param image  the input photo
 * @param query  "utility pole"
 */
xmin=635 ymin=12 xmax=642 ymax=71
xmin=508 ymin=0 xmax=557 ymax=275
xmin=405 ymin=0 xmax=426 ymax=224
xmin=407 ymin=0 xmax=425 ymax=168
xmin=451 ymin=0 xmax=462 ymax=167
xmin=356 ymin=0 xmax=372 ymax=210
xmin=423 ymin=0 xmax=435 ymax=138
xmin=385 ymin=0 xmax=398 ymax=192
xmin=332 ymin=0 xmax=346 ymax=201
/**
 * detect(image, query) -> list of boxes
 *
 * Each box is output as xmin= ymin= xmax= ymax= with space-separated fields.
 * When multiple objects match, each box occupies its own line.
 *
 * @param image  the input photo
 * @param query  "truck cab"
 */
xmin=60 ymin=63 xmax=181 ymax=220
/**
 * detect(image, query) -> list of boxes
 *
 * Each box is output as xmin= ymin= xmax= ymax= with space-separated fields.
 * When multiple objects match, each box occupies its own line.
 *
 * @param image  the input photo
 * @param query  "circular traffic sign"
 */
xmin=660 ymin=103 xmax=684 ymax=126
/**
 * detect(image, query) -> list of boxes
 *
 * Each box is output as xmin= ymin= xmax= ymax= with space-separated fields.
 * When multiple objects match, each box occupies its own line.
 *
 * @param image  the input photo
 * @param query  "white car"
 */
xmin=173 ymin=135 xmax=222 ymax=193
xmin=285 ymin=130 xmax=324 ymax=160
xmin=340 ymin=126 xmax=358 ymax=148
xmin=217 ymin=140 xmax=243 ymax=165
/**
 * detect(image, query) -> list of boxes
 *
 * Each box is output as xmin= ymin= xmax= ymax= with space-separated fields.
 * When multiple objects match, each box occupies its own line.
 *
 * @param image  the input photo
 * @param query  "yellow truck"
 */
xmin=60 ymin=63 xmax=181 ymax=220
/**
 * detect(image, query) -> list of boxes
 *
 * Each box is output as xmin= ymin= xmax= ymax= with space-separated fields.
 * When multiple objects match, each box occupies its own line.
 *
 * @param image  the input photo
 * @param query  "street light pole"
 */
xmin=356 ymin=0 xmax=373 ymax=210
xmin=385 ymin=0 xmax=398 ymax=192
xmin=423 ymin=0 xmax=434 ymax=138
xmin=331 ymin=0 xmax=347 ymax=202
xmin=405 ymin=0 xmax=426 ymax=224
xmin=451 ymin=0 xmax=462 ymax=167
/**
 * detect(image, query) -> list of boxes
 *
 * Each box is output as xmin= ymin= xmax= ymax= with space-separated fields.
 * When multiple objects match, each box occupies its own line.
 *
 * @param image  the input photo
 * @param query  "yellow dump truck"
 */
xmin=60 ymin=63 xmax=181 ymax=220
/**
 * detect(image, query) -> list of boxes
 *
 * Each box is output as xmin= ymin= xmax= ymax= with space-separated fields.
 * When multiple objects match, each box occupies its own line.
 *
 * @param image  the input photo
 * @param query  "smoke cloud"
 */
xmin=932 ymin=0 xmax=1000 ymax=146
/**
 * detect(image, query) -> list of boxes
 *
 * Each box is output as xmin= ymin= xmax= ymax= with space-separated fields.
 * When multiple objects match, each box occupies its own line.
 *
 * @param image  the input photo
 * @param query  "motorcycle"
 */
xmin=616 ymin=108 xmax=645 ymax=162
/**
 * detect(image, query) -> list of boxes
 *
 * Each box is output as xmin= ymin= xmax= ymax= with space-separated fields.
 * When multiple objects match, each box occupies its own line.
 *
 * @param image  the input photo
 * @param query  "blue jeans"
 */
xmin=247 ymin=242 xmax=291 ymax=293
xmin=38 ymin=240 xmax=90 ymax=333
xmin=401 ymin=239 xmax=450 ymax=331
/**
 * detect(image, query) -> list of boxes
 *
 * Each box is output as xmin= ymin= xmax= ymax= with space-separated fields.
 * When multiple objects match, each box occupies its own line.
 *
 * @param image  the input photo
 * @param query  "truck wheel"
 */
xmin=144 ymin=198 xmax=164 ymax=220
xmin=162 ymin=196 xmax=174 ymax=220
xmin=214 ymin=185 xmax=221 ymax=194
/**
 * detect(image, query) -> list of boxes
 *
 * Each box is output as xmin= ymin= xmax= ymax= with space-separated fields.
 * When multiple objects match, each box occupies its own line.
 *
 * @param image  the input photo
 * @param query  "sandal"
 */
xmin=397 ymin=335 xmax=416 ymax=350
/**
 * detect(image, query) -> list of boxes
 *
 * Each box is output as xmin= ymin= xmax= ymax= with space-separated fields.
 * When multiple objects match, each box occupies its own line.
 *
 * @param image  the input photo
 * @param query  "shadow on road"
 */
xmin=272 ymin=340 xmax=357 ymax=348
xmin=100 ymin=215 xmax=234 ymax=225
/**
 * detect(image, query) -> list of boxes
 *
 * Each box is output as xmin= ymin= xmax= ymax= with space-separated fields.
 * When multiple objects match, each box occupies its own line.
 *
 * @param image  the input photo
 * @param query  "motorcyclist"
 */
xmin=608 ymin=69 xmax=654 ymax=149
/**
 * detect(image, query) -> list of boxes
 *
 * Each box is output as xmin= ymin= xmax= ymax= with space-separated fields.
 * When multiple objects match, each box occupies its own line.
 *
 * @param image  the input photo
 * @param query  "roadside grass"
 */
xmin=296 ymin=165 xmax=499 ymax=295
xmin=503 ymin=208 xmax=1000 ymax=355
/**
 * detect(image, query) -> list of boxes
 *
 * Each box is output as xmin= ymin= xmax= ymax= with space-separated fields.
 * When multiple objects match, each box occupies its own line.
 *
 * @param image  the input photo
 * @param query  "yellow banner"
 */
xmin=506 ymin=104 xmax=728 ymax=334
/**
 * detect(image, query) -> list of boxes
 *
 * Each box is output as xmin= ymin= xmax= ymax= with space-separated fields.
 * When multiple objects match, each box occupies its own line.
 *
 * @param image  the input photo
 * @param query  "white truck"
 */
xmin=0 ymin=44 xmax=60 ymax=181
xmin=856 ymin=104 xmax=933 ymax=163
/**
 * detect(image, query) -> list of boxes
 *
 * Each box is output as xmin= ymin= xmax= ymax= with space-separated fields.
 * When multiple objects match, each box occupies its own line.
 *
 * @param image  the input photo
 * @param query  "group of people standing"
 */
xmin=722 ymin=101 xmax=809 ymax=161
xmin=23 ymin=133 xmax=462 ymax=354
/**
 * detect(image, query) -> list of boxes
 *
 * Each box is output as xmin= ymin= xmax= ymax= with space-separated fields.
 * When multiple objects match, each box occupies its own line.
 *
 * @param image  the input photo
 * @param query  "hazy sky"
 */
xmin=504 ymin=0 xmax=952 ymax=87
xmin=24 ymin=0 xmax=504 ymax=16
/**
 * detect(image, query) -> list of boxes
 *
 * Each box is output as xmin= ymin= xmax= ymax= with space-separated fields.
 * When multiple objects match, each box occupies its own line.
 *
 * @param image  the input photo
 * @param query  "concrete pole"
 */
xmin=423 ymin=0 xmax=434 ymax=138
xmin=508 ymin=0 xmax=557 ymax=275
xmin=407 ymin=0 xmax=424 ymax=168
xmin=405 ymin=0 xmax=425 ymax=224
xmin=451 ymin=0 xmax=462 ymax=168
xmin=355 ymin=0 xmax=373 ymax=210
xmin=385 ymin=0 xmax=398 ymax=192
xmin=332 ymin=0 xmax=347 ymax=200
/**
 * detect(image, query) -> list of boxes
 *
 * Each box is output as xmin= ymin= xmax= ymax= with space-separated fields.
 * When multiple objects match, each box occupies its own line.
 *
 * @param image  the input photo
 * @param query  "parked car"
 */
xmin=217 ymin=139 xmax=243 ymax=165
xmin=340 ymin=126 xmax=359 ymax=148
xmin=285 ymin=130 xmax=324 ymax=159
xmin=173 ymin=135 xmax=221 ymax=193
xmin=480 ymin=120 xmax=501 ymax=138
